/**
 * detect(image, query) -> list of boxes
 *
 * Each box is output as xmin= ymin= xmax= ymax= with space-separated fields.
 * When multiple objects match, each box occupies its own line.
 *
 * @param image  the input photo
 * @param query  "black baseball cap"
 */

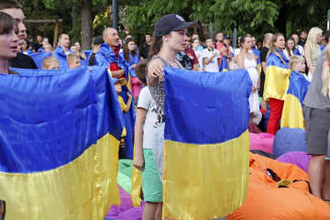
xmin=154 ymin=14 xmax=194 ymax=37
xmin=93 ymin=36 xmax=104 ymax=45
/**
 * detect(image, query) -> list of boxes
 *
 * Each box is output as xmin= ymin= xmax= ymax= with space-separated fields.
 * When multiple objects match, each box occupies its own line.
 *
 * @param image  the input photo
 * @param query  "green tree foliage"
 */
xmin=20 ymin=0 xmax=330 ymax=47
xmin=126 ymin=0 xmax=330 ymax=42
xmin=126 ymin=0 xmax=279 ymax=41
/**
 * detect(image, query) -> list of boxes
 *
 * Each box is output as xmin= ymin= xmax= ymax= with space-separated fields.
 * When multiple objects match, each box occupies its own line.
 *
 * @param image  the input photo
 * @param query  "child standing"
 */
xmin=114 ymin=78 xmax=133 ymax=113
xmin=289 ymin=55 xmax=307 ymax=74
xmin=114 ymin=78 xmax=132 ymax=158
xmin=133 ymin=60 xmax=163 ymax=220
xmin=280 ymin=55 xmax=309 ymax=130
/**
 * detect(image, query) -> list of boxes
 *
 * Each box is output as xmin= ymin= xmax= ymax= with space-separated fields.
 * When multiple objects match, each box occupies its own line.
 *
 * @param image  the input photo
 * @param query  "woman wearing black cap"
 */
xmin=147 ymin=13 xmax=193 ymax=171
xmin=139 ymin=14 xmax=193 ymax=219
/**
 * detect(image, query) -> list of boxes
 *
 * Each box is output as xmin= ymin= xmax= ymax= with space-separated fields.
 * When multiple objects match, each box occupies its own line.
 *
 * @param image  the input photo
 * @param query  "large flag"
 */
xmin=28 ymin=52 xmax=52 ymax=69
xmin=263 ymin=52 xmax=290 ymax=101
xmin=0 ymin=66 xmax=124 ymax=219
xmin=162 ymin=67 xmax=251 ymax=219
xmin=281 ymin=70 xmax=310 ymax=129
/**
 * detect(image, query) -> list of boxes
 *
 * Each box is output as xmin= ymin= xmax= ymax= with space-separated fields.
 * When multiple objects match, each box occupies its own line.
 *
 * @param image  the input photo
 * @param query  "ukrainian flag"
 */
xmin=162 ymin=67 xmax=251 ymax=219
xmin=281 ymin=70 xmax=310 ymax=129
xmin=263 ymin=52 xmax=290 ymax=101
xmin=252 ymin=48 xmax=261 ymax=74
xmin=219 ymin=56 xmax=228 ymax=72
xmin=0 ymin=66 xmax=124 ymax=219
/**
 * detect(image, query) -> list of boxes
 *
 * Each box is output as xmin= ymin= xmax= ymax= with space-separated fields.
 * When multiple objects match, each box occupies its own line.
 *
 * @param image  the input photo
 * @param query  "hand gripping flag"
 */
xmin=0 ymin=66 xmax=124 ymax=219
xmin=162 ymin=66 xmax=251 ymax=219
xmin=281 ymin=70 xmax=310 ymax=129
xmin=263 ymin=52 xmax=290 ymax=101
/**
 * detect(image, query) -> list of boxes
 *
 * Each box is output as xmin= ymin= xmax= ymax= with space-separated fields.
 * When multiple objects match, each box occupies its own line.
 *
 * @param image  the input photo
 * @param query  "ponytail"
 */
xmin=148 ymin=34 xmax=163 ymax=60
xmin=322 ymin=45 xmax=330 ymax=96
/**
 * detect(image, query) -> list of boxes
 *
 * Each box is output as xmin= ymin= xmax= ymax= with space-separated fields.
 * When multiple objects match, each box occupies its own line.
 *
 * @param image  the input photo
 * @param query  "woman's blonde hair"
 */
xmin=304 ymin=27 xmax=323 ymax=53
xmin=322 ymin=45 xmax=330 ymax=96
xmin=289 ymin=55 xmax=305 ymax=70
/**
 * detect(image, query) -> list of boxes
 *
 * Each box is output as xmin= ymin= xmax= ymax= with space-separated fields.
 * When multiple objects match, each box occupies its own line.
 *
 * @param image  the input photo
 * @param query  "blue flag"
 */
xmin=28 ymin=52 xmax=52 ymax=69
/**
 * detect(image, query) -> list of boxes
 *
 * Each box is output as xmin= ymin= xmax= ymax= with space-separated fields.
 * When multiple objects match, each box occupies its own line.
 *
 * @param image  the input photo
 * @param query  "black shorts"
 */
xmin=304 ymin=106 xmax=330 ymax=155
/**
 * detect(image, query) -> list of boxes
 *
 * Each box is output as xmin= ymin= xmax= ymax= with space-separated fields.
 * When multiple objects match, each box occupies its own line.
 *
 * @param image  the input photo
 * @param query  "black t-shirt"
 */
xmin=140 ymin=42 xmax=150 ymax=59
xmin=34 ymin=43 xmax=42 ymax=52
xmin=298 ymin=40 xmax=305 ymax=47
xmin=9 ymin=53 xmax=38 ymax=69
xmin=259 ymin=46 xmax=269 ymax=97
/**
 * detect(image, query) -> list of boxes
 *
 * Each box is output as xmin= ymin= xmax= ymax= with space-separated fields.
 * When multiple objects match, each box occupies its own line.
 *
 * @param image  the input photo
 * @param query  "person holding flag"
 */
xmin=280 ymin=55 xmax=310 ymax=129
xmin=147 ymin=14 xmax=192 ymax=177
xmin=263 ymin=33 xmax=290 ymax=134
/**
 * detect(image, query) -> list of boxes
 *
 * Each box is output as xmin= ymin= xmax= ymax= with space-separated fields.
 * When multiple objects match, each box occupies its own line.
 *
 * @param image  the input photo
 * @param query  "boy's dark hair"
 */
xmin=0 ymin=0 xmax=22 ymax=10
xmin=135 ymin=60 xmax=148 ymax=84
xmin=324 ymin=30 xmax=330 ymax=44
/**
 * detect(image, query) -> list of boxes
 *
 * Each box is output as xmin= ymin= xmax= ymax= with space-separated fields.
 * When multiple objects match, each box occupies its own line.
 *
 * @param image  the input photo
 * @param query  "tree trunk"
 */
xmin=71 ymin=3 xmax=79 ymax=29
xmin=274 ymin=5 xmax=288 ymax=36
xmin=33 ymin=0 xmax=39 ymax=10
xmin=81 ymin=0 xmax=93 ymax=50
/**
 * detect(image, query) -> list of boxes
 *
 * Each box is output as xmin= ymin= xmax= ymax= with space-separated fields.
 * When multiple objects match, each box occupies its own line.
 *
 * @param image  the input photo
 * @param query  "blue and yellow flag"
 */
xmin=0 ymin=66 xmax=124 ymax=219
xmin=252 ymin=48 xmax=262 ymax=74
xmin=162 ymin=67 xmax=251 ymax=219
xmin=28 ymin=52 xmax=52 ymax=69
xmin=219 ymin=56 xmax=228 ymax=72
xmin=119 ymin=86 xmax=135 ymax=159
xmin=281 ymin=70 xmax=310 ymax=129
xmin=263 ymin=52 xmax=290 ymax=101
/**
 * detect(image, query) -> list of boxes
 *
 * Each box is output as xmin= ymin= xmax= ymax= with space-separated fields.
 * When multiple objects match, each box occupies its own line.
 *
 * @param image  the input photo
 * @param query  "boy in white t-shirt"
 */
xmin=133 ymin=60 xmax=163 ymax=220
xmin=201 ymin=38 xmax=220 ymax=72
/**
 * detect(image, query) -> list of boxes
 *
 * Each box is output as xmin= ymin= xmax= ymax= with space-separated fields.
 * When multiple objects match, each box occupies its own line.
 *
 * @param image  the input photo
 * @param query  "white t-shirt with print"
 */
xmin=137 ymin=87 xmax=161 ymax=149
xmin=201 ymin=48 xmax=220 ymax=72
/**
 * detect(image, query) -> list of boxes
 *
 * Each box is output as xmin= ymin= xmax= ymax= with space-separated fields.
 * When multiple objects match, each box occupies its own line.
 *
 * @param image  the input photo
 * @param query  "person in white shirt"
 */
xmin=191 ymin=38 xmax=203 ymax=71
xmin=201 ymin=38 xmax=220 ymax=72
xmin=291 ymin=33 xmax=305 ymax=56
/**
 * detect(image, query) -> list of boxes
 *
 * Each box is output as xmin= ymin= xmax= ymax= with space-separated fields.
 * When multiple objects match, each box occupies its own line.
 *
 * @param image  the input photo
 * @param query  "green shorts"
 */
xmin=142 ymin=149 xmax=163 ymax=202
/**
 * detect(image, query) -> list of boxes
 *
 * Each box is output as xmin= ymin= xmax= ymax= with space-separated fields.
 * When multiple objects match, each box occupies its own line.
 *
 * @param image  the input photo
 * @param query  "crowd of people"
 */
xmin=1 ymin=0 xmax=330 ymax=219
